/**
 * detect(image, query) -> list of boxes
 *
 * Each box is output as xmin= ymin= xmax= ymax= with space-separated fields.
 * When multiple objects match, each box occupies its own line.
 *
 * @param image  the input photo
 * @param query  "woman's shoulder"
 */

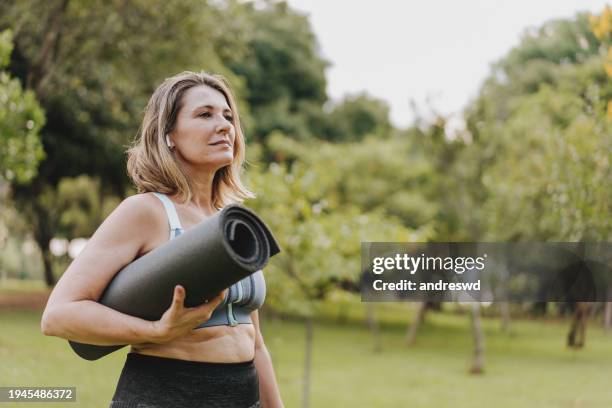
xmin=106 ymin=192 xmax=167 ymax=233
xmin=121 ymin=192 xmax=163 ymax=211
xmin=99 ymin=192 xmax=168 ymax=256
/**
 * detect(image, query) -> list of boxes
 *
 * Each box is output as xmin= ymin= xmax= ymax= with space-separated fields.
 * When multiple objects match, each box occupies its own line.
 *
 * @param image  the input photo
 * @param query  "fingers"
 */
xmin=160 ymin=287 xmax=235 ymax=335
xmin=211 ymin=289 xmax=228 ymax=305
xmin=171 ymin=285 xmax=185 ymax=311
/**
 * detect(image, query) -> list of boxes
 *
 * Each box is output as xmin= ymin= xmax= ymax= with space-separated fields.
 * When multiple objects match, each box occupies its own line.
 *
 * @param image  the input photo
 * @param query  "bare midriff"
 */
xmin=130 ymin=323 xmax=256 ymax=363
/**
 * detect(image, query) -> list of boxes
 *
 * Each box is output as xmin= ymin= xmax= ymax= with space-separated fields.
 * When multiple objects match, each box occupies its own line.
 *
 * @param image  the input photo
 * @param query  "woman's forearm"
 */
xmin=41 ymin=300 xmax=159 ymax=345
xmin=254 ymin=344 xmax=284 ymax=408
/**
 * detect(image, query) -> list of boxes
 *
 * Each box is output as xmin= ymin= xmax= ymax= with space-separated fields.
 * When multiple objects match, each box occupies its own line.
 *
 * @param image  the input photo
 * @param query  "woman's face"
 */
xmin=170 ymin=85 xmax=236 ymax=172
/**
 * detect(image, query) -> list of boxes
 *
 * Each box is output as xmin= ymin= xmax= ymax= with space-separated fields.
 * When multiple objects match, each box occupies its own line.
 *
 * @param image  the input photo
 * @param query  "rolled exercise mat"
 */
xmin=69 ymin=204 xmax=280 ymax=360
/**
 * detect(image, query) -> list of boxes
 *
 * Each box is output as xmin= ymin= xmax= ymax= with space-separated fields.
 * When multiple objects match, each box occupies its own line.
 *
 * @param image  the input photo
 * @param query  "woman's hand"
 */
xmin=151 ymin=285 xmax=227 ymax=344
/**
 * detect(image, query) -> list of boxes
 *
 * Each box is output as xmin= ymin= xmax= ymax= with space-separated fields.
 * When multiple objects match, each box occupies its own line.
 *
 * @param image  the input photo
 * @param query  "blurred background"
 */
xmin=0 ymin=0 xmax=611 ymax=407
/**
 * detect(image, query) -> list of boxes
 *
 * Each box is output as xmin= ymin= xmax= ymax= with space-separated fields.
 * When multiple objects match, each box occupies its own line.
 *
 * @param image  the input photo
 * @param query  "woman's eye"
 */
xmin=224 ymin=115 xmax=234 ymax=122
xmin=199 ymin=112 xmax=212 ymax=118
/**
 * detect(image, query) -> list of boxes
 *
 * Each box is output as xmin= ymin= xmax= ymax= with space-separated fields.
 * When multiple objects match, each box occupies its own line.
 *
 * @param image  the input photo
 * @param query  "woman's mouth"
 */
xmin=209 ymin=140 xmax=232 ymax=148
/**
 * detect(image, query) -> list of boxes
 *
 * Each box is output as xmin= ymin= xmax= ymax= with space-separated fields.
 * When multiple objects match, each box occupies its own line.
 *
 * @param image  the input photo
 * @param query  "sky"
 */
xmin=286 ymin=0 xmax=610 ymax=128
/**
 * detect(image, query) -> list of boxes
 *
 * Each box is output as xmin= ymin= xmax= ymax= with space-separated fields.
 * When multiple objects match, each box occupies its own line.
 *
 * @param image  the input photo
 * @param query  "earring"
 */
xmin=165 ymin=134 xmax=174 ymax=150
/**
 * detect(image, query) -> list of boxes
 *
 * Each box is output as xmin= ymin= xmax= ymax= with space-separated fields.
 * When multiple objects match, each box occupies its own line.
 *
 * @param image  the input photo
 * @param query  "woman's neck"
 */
xmin=180 ymin=166 xmax=217 ymax=216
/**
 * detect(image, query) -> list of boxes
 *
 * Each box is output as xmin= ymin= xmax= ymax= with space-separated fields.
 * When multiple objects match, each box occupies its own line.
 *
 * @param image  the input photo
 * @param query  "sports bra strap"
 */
xmin=152 ymin=193 xmax=183 ymax=238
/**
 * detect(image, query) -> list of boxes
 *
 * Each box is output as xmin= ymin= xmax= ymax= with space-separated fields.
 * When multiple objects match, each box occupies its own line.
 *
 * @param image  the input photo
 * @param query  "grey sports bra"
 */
xmin=153 ymin=193 xmax=266 ymax=328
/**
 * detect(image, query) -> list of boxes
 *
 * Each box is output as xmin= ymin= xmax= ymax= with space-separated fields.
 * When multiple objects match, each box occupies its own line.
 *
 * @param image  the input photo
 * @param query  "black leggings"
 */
xmin=109 ymin=353 xmax=260 ymax=408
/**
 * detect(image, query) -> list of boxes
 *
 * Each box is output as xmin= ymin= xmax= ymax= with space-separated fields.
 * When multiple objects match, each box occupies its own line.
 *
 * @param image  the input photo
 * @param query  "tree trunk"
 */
xmin=302 ymin=316 xmax=313 ymax=408
xmin=499 ymin=301 xmax=511 ymax=332
xmin=0 ymin=232 xmax=6 ymax=282
xmin=41 ymin=246 xmax=55 ymax=287
xmin=18 ymin=190 xmax=58 ymax=287
xmin=25 ymin=0 xmax=69 ymax=97
xmin=603 ymin=286 xmax=612 ymax=334
xmin=0 ymin=229 xmax=6 ymax=282
xmin=567 ymin=302 xmax=589 ymax=349
xmin=406 ymin=302 xmax=428 ymax=346
xmin=603 ymin=301 xmax=611 ymax=335
xmin=32 ymin=206 xmax=56 ymax=287
xmin=470 ymin=303 xmax=485 ymax=374
xmin=365 ymin=303 xmax=382 ymax=352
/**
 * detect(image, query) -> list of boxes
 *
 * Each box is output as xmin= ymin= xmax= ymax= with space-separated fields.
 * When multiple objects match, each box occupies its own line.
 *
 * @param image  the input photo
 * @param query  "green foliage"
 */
xmin=477 ymin=87 xmax=611 ymax=240
xmin=245 ymin=134 xmax=432 ymax=315
xmin=404 ymin=119 xmax=481 ymax=240
xmin=502 ymin=15 xmax=600 ymax=69
xmin=55 ymin=175 xmax=120 ymax=239
xmin=467 ymin=15 xmax=606 ymax=135
xmin=450 ymin=12 xmax=612 ymax=241
xmin=4 ymin=0 xmax=607 ymax=296
xmin=0 ymin=30 xmax=44 ymax=184
xmin=324 ymin=93 xmax=393 ymax=142
xmin=225 ymin=0 xmax=329 ymax=142
xmin=12 ymin=175 xmax=120 ymax=282
xmin=223 ymin=2 xmax=393 ymax=143
xmin=0 ymin=29 xmax=11 ymax=66
xmin=1 ymin=0 xmax=250 ymax=284
xmin=3 ymin=0 xmax=245 ymax=190
xmin=390 ymin=12 xmax=612 ymax=243
xmin=265 ymin=132 xmax=437 ymax=228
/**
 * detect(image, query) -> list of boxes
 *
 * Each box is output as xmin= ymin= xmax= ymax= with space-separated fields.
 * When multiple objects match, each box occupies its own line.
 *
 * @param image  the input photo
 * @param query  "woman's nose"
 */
xmin=216 ymin=119 xmax=231 ymax=134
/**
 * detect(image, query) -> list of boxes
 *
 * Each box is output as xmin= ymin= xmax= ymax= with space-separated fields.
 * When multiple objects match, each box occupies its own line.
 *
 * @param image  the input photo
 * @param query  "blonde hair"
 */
xmin=127 ymin=71 xmax=254 ymax=208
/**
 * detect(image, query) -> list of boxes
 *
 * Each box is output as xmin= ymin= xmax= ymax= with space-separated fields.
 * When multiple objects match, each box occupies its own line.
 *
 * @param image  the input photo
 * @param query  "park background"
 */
xmin=1 ymin=0 xmax=611 ymax=407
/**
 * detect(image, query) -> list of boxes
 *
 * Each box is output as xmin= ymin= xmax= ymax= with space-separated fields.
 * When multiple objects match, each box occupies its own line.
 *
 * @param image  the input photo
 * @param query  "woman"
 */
xmin=41 ymin=71 xmax=284 ymax=408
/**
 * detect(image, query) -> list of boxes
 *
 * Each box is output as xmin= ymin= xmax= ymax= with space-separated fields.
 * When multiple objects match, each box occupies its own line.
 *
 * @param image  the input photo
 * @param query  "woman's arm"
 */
xmin=41 ymin=193 xmax=223 ymax=345
xmin=251 ymin=311 xmax=284 ymax=408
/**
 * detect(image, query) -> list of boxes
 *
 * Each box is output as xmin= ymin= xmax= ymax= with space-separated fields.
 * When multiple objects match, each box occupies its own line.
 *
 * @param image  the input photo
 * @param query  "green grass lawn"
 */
xmin=1 ymin=302 xmax=612 ymax=407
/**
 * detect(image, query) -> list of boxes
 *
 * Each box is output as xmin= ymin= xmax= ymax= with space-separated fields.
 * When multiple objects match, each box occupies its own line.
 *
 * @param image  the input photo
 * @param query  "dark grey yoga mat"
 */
xmin=69 ymin=204 xmax=280 ymax=360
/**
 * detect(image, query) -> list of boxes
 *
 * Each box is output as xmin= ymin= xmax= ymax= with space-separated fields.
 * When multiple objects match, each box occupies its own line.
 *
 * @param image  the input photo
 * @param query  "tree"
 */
xmin=264 ymin=131 xmax=437 ymax=230
xmin=1 ymin=0 xmax=246 ymax=285
xmin=457 ymin=12 xmax=611 ymax=243
xmin=455 ymin=11 xmax=612 ymax=349
xmin=18 ymin=175 xmax=120 ymax=283
xmin=245 ymin=135 xmax=427 ymax=407
xmin=0 ymin=29 xmax=44 ymax=184
xmin=224 ymin=0 xmax=329 ymax=142
xmin=397 ymin=11 xmax=612 ymax=362
xmin=325 ymin=92 xmax=393 ymax=142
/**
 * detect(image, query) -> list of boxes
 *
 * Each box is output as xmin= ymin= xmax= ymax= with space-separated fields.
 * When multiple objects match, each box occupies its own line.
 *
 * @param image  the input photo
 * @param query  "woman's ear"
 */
xmin=165 ymin=134 xmax=175 ymax=149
